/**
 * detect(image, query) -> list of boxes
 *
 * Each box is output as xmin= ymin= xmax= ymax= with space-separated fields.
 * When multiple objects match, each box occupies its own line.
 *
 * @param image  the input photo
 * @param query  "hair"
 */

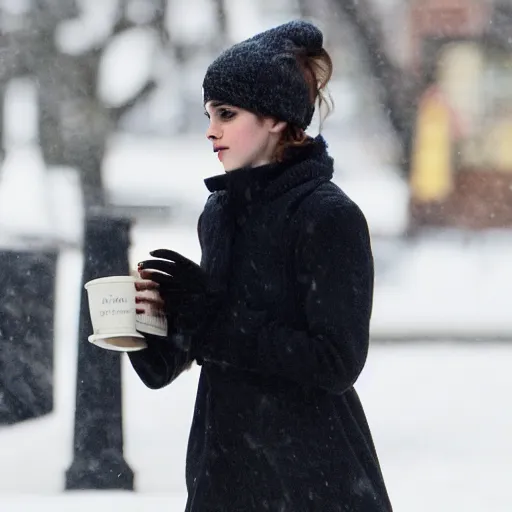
xmin=274 ymin=47 xmax=334 ymax=162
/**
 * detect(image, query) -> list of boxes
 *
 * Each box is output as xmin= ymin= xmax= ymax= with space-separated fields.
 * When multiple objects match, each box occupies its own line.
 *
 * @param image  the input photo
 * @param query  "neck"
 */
xmin=226 ymin=156 xmax=274 ymax=173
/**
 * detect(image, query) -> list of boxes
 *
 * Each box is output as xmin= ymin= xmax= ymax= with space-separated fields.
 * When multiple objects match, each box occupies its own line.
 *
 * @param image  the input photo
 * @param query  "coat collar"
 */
xmin=203 ymin=135 xmax=333 ymax=204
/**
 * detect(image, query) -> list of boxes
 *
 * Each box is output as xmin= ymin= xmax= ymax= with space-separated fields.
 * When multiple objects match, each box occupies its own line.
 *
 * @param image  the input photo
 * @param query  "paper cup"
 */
xmin=84 ymin=276 xmax=147 ymax=351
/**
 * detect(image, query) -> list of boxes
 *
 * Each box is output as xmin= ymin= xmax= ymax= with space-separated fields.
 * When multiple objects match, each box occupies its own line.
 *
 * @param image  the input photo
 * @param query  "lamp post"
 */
xmin=65 ymin=211 xmax=134 ymax=490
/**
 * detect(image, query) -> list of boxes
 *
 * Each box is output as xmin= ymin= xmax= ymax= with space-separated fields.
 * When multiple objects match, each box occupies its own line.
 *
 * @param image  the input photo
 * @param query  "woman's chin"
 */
xmin=223 ymin=162 xmax=238 ymax=172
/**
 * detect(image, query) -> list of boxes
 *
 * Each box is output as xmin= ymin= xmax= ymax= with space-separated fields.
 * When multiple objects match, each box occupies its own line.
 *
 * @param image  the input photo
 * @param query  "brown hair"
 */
xmin=274 ymin=48 xmax=334 ymax=162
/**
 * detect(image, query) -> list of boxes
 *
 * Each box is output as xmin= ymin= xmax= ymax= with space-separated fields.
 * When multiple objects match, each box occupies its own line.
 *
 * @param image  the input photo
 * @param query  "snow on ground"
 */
xmin=358 ymin=341 xmax=512 ymax=511
xmin=371 ymin=230 xmax=512 ymax=338
xmin=0 ymin=492 xmax=187 ymax=511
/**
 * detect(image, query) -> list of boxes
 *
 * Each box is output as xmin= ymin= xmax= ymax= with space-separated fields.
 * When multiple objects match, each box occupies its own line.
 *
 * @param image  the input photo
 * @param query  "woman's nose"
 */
xmin=206 ymin=121 xmax=221 ymax=141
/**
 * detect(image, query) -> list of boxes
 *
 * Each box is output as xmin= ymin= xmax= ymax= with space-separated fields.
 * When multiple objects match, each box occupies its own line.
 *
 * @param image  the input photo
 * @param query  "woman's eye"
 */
xmin=219 ymin=109 xmax=235 ymax=120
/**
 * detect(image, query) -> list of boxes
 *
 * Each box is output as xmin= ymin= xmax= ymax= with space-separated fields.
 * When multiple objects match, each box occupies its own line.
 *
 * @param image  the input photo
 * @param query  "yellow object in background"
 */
xmin=487 ymin=119 xmax=512 ymax=172
xmin=410 ymin=88 xmax=454 ymax=202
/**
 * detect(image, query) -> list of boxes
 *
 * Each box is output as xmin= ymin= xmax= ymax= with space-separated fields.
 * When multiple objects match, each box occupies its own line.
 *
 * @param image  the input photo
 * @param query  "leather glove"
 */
xmin=138 ymin=249 xmax=218 ymax=351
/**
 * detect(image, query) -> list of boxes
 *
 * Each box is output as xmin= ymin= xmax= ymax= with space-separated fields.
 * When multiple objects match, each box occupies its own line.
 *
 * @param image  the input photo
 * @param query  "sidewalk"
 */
xmin=0 ymin=493 xmax=186 ymax=512
xmin=370 ymin=230 xmax=512 ymax=339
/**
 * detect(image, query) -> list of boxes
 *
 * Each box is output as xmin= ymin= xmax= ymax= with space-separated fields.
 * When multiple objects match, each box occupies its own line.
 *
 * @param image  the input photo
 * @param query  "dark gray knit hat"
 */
xmin=202 ymin=20 xmax=324 ymax=130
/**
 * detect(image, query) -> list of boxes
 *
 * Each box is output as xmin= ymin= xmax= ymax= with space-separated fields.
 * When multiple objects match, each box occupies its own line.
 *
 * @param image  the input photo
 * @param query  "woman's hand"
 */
xmin=136 ymin=249 xmax=219 ymax=351
xmin=134 ymin=274 xmax=165 ymax=316
xmin=138 ymin=249 xmax=208 ymax=294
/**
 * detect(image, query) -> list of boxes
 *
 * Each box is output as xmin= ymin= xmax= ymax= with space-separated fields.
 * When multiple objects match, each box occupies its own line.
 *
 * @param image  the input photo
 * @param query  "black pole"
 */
xmin=65 ymin=213 xmax=134 ymax=490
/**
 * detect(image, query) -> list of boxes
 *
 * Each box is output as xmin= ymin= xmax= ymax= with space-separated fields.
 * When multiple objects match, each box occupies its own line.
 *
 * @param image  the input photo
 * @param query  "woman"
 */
xmin=131 ymin=19 xmax=393 ymax=512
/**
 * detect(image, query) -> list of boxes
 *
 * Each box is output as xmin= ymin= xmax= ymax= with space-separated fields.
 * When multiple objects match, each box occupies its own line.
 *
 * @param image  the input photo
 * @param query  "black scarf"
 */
xmin=200 ymin=134 xmax=334 ymax=291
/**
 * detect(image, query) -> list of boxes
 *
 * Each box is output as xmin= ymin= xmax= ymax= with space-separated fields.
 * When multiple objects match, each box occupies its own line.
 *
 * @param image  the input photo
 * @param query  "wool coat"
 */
xmin=128 ymin=136 xmax=393 ymax=512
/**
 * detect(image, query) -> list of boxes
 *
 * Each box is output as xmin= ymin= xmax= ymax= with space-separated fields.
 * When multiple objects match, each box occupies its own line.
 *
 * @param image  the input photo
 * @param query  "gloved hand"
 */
xmin=137 ymin=249 xmax=218 ymax=351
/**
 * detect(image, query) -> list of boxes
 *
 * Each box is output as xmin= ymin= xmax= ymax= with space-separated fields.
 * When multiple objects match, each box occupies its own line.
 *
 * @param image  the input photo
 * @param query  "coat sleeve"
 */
xmin=127 ymin=213 xmax=206 ymax=390
xmin=195 ymin=197 xmax=374 ymax=395
xmin=127 ymin=335 xmax=193 ymax=389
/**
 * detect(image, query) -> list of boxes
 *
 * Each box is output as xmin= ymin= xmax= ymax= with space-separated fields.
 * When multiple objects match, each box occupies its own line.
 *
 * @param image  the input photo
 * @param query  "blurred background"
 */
xmin=0 ymin=0 xmax=511 ymax=510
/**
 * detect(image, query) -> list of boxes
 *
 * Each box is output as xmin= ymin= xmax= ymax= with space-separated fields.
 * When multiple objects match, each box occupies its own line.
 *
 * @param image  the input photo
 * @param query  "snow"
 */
xmin=341 ymin=169 xmax=409 ymax=237
xmin=0 ymin=79 xmax=83 ymax=247
xmin=46 ymin=166 xmax=84 ymax=247
xmin=165 ymin=0 xmax=217 ymax=45
xmin=3 ymin=77 xmax=38 ymax=147
xmin=0 ymin=145 xmax=54 ymax=241
xmin=0 ymin=493 xmax=187 ymax=511
xmin=371 ymin=230 xmax=512 ymax=338
xmin=102 ymin=134 xmax=212 ymax=214
xmin=98 ymin=27 xmax=159 ymax=108
xmin=0 ymin=0 xmax=30 ymax=16
xmin=55 ymin=0 xmax=119 ymax=56
xmin=0 ymin=148 xmax=83 ymax=248
xmin=224 ymin=0 xmax=267 ymax=42
xmin=358 ymin=341 xmax=512 ymax=511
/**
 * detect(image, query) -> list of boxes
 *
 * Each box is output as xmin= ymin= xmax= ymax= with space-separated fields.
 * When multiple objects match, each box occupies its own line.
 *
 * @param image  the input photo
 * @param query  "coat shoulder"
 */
xmin=294 ymin=181 xmax=370 ymax=233
xmin=199 ymin=191 xmax=227 ymax=229
xmin=203 ymin=191 xmax=226 ymax=211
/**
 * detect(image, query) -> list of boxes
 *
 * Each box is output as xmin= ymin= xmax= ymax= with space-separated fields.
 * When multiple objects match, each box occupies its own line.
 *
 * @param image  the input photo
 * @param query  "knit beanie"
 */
xmin=202 ymin=20 xmax=324 ymax=130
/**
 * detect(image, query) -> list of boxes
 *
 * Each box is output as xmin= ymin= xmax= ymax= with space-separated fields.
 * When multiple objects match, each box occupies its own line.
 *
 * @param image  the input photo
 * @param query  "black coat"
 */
xmin=129 ymin=136 xmax=393 ymax=511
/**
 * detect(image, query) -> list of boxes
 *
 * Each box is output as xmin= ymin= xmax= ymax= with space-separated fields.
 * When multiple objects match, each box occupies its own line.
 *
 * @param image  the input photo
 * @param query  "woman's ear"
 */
xmin=269 ymin=119 xmax=287 ymax=134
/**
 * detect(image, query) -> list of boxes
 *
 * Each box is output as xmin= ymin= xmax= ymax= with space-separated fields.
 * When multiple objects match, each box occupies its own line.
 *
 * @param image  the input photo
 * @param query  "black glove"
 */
xmin=138 ymin=249 xmax=218 ymax=351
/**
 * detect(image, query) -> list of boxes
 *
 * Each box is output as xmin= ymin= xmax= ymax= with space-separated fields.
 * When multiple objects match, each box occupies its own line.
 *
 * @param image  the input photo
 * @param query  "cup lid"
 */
xmin=84 ymin=275 xmax=135 ymax=289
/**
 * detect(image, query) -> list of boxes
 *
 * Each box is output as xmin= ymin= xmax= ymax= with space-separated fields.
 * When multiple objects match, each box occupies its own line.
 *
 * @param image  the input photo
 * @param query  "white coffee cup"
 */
xmin=85 ymin=275 xmax=167 ymax=352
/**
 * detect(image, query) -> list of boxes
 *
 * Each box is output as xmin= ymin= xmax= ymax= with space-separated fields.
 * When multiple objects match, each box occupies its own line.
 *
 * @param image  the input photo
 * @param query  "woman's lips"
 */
xmin=213 ymin=145 xmax=228 ymax=162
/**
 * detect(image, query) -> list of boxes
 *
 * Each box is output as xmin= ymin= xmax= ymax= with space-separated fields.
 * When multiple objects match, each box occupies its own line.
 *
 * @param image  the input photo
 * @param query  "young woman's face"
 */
xmin=204 ymin=101 xmax=286 ymax=172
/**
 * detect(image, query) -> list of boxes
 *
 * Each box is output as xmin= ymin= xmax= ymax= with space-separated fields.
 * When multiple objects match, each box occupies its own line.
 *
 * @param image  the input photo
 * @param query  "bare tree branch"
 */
xmin=331 ymin=0 xmax=417 ymax=173
xmin=110 ymin=80 xmax=158 ymax=121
